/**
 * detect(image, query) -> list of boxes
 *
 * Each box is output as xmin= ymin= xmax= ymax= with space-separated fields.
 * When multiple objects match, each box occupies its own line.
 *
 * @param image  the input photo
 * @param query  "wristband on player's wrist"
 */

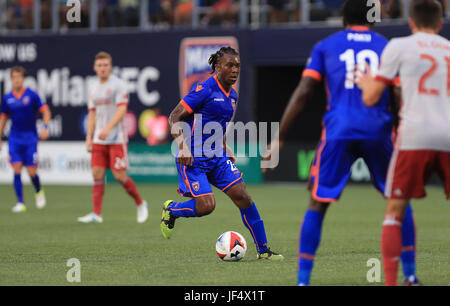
xmin=43 ymin=124 xmax=49 ymax=130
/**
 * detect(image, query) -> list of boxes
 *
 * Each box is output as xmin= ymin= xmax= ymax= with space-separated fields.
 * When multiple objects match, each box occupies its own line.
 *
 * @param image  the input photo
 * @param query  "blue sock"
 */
xmin=31 ymin=174 xmax=41 ymax=193
xmin=401 ymin=204 xmax=416 ymax=280
xmin=240 ymin=203 xmax=269 ymax=254
xmin=298 ymin=210 xmax=324 ymax=285
xmin=14 ymin=174 xmax=24 ymax=203
xmin=169 ymin=199 xmax=198 ymax=218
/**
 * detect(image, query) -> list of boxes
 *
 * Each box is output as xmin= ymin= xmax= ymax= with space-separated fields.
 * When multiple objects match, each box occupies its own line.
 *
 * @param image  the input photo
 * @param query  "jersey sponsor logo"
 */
xmin=94 ymin=98 xmax=112 ymax=106
xmin=214 ymin=98 xmax=225 ymax=102
xmin=179 ymin=36 xmax=239 ymax=98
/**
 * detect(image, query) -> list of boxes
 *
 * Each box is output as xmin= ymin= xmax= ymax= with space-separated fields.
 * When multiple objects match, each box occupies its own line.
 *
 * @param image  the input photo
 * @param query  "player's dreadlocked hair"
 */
xmin=208 ymin=46 xmax=239 ymax=74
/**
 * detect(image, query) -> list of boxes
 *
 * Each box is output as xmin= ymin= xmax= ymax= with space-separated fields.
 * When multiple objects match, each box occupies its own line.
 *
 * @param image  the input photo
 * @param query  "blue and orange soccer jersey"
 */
xmin=1 ymin=87 xmax=47 ymax=166
xmin=179 ymin=74 xmax=238 ymax=158
xmin=177 ymin=74 xmax=243 ymax=197
xmin=1 ymin=87 xmax=47 ymax=143
xmin=303 ymin=26 xmax=398 ymax=202
xmin=303 ymin=26 xmax=394 ymax=141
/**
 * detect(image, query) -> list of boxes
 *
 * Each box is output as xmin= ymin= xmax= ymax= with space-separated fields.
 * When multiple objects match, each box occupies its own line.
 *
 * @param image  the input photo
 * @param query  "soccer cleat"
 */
xmin=12 ymin=203 xmax=27 ymax=213
xmin=160 ymin=200 xmax=177 ymax=239
xmin=77 ymin=212 xmax=103 ymax=223
xmin=137 ymin=200 xmax=149 ymax=223
xmin=35 ymin=190 xmax=46 ymax=209
xmin=257 ymin=249 xmax=285 ymax=261
xmin=404 ymin=276 xmax=423 ymax=286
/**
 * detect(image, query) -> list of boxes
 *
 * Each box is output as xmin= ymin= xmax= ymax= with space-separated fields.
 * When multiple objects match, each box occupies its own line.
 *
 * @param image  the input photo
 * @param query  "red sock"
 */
xmin=381 ymin=214 xmax=403 ymax=286
xmin=120 ymin=177 xmax=143 ymax=206
xmin=92 ymin=180 xmax=105 ymax=215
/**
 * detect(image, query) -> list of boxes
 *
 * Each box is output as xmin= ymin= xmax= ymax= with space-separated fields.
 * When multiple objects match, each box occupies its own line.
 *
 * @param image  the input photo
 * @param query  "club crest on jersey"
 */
xmin=23 ymin=96 xmax=30 ymax=105
xmin=179 ymin=36 xmax=239 ymax=98
xmin=231 ymin=98 xmax=236 ymax=109
xmin=192 ymin=181 xmax=200 ymax=192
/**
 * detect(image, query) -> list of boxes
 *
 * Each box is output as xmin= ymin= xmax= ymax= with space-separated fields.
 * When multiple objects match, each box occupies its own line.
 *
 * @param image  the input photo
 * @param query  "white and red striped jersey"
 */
xmin=88 ymin=74 xmax=129 ymax=145
xmin=375 ymin=32 xmax=450 ymax=151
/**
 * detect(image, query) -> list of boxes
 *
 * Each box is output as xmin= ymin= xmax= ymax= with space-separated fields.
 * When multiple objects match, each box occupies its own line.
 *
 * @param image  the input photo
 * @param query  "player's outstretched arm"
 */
xmin=354 ymin=62 xmax=387 ymax=106
xmin=169 ymin=103 xmax=193 ymax=166
xmin=278 ymin=77 xmax=319 ymax=145
xmin=86 ymin=109 xmax=96 ymax=152
xmin=0 ymin=114 xmax=8 ymax=152
xmin=262 ymin=76 xmax=318 ymax=170
xmin=39 ymin=106 xmax=52 ymax=140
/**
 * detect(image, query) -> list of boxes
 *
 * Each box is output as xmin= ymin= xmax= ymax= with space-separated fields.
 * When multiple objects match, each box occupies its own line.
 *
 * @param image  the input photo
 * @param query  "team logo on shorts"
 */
xmin=192 ymin=181 xmax=200 ymax=192
xmin=179 ymin=36 xmax=239 ymax=98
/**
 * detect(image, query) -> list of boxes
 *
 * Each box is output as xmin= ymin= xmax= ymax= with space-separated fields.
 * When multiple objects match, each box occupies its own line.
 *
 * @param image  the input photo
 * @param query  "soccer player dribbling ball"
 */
xmin=77 ymin=52 xmax=148 ymax=224
xmin=355 ymin=0 xmax=450 ymax=286
xmin=161 ymin=47 xmax=283 ymax=260
xmin=0 ymin=66 xmax=51 ymax=213
xmin=264 ymin=0 xmax=420 ymax=285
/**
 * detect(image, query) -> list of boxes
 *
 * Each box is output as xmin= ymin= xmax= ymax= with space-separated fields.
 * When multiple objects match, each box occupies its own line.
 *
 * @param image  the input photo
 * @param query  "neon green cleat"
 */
xmin=160 ymin=200 xmax=177 ymax=239
xmin=257 ymin=249 xmax=285 ymax=261
xmin=35 ymin=189 xmax=46 ymax=209
xmin=12 ymin=203 xmax=27 ymax=213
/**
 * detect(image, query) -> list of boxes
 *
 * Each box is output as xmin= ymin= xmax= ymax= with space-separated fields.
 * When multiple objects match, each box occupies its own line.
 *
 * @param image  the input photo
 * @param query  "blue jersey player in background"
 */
xmin=0 ymin=66 xmax=52 ymax=213
xmin=161 ymin=47 xmax=283 ymax=260
xmin=264 ymin=0 xmax=419 ymax=285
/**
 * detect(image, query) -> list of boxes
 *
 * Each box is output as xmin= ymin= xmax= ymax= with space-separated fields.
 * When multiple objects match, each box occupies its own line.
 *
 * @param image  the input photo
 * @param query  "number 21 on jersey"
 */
xmin=418 ymin=53 xmax=450 ymax=97
xmin=340 ymin=49 xmax=380 ymax=89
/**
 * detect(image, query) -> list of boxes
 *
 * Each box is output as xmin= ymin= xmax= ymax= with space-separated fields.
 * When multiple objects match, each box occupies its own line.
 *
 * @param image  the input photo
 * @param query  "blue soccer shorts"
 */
xmin=9 ymin=139 xmax=39 ymax=166
xmin=177 ymin=156 xmax=244 ymax=197
xmin=308 ymin=137 xmax=393 ymax=202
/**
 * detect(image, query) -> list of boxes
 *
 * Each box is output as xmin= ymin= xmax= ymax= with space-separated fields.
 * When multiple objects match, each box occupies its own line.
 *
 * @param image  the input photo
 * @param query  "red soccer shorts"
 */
xmin=91 ymin=143 xmax=128 ymax=171
xmin=385 ymin=149 xmax=450 ymax=199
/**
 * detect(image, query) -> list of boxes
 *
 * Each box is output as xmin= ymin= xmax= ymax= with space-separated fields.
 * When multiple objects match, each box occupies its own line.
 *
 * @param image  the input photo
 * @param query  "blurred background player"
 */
xmin=0 ymin=66 xmax=51 ymax=213
xmin=160 ymin=47 xmax=284 ymax=260
xmin=77 ymin=51 xmax=148 ymax=224
xmin=264 ymin=0 xmax=419 ymax=285
xmin=355 ymin=0 xmax=450 ymax=286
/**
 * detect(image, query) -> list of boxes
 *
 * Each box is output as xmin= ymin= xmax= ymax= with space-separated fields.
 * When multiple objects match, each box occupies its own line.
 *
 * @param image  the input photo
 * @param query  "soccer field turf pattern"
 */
xmin=0 ymin=183 xmax=449 ymax=286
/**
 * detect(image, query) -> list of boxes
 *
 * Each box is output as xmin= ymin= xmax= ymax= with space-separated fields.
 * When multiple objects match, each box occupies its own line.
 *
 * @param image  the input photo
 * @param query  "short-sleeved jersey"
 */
xmin=375 ymin=32 xmax=450 ymax=152
xmin=1 ymin=87 xmax=47 ymax=143
xmin=88 ymin=74 xmax=129 ymax=145
xmin=179 ymin=75 xmax=237 ymax=158
xmin=303 ymin=26 xmax=393 ymax=140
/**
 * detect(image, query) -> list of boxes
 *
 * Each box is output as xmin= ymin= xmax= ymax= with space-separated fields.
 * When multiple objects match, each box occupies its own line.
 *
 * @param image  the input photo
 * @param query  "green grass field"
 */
xmin=1 ymin=183 xmax=449 ymax=286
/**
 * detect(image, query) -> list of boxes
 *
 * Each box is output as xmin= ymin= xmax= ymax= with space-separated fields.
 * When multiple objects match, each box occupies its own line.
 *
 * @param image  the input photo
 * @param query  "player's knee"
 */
xmin=196 ymin=197 xmax=216 ymax=216
xmin=112 ymin=171 xmax=127 ymax=183
xmin=308 ymin=199 xmax=329 ymax=215
xmin=234 ymin=192 xmax=252 ymax=208
xmin=92 ymin=168 xmax=105 ymax=181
